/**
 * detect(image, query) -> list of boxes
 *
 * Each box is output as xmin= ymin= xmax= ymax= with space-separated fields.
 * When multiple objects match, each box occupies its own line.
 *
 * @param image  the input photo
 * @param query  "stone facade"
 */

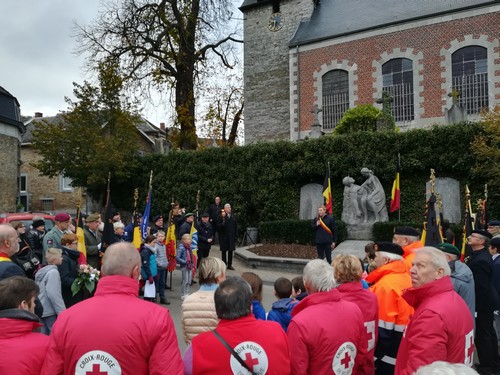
xmin=293 ymin=8 xmax=500 ymax=138
xmin=0 ymin=133 xmax=20 ymax=211
xmin=242 ymin=0 xmax=314 ymax=144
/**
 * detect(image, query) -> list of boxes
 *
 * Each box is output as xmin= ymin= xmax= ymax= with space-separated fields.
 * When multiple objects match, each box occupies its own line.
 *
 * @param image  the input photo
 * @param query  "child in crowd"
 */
xmin=35 ymin=247 xmax=66 ymax=335
xmin=291 ymin=276 xmax=308 ymax=301
xmin=267 ymin=277 xmax=298 ymax=332
xmin=140 ymin=235 xmax=158 ymax=302
xmin=176 ymin=234 xmax=194 ymax=300
xmin=364 ymin=242 xmax=377 ymax=273
xmin=241 ymin=272 xmax=266 ymax=320
xmin=154 ymin=231 xmax=170 ymax=305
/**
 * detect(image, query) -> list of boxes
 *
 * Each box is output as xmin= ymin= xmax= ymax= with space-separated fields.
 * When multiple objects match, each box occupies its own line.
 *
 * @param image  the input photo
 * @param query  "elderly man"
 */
xmin=42 ymin=212 xmax=71 ymax=261
xmin=0 ymin=224 xmax=23 ymax=279
xmin=395 ymin=247 xmax=475 ymax=374
xmin=435 ymin=243 xmax=475 ymax=320
xmin=83 ymin=213 xmax=102 ymax=270
xmin=466 ymin=229 xmax=500 ymax=375
xmin=365 ymin=241 xmax=413 ymax=375
xmin=488 ymin=220 xmax=500 ymax=239
xmin=41 ymin=242 xmax=183 ymax=375
xmin=184 ymin=276 xmax=290 ymax=374
xmin=288 ymin=259 xmax=369 ymax=374
xmin=392 ymin=226 xmax=423 ymax=268
xmin=0 ymin=276 xmax=49 ymax=375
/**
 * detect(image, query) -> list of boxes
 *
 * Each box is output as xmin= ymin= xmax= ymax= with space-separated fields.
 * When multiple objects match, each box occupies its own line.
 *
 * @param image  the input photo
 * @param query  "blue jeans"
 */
xmin=155 ymin=269 xmax=167 ymax=298
xmin=181 ymin=267 xmax=192 ymax=298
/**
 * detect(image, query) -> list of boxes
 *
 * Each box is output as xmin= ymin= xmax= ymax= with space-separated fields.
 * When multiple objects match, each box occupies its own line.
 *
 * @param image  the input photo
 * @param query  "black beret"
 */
xmin=471 ymin=229 xmax=492 ymax=240
xmin=394 ymin=226 xmax=420 ymax=237
xmin=375 ymin=241 xmax=404 ymax=256
xmin=435 ymin=243 xmax=461 ymax=257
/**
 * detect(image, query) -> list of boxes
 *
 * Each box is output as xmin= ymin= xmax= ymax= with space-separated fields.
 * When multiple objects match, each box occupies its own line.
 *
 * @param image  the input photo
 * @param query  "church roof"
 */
xmin=288 ymin=0 xmax=497 ymax=46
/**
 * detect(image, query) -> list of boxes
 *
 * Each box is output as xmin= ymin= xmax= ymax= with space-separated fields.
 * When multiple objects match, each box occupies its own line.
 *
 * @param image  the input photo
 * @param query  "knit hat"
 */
xmin=374 ymin=241 xmax=404 ymax=256
xmin=471 ymin=229 xmax=492 ymax=240
xmin=491 ymin=237 xmax=500 ymax=248
xmin=86 ymin=213 xmax=101 ymax=223
xmin=435 ymin=243 xmax=460 ymax=257
xmin=54 ymin=212 xmax=71 ymax=222
xmin=32 ymin=219 xmax=45 ymax=228
xmin=394 ymin=226 xmax=420 ymax=237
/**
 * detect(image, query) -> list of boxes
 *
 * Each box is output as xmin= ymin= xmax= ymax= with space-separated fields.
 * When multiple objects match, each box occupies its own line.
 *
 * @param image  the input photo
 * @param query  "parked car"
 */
xmin=0 ymin=212 xmax=55 ymax=230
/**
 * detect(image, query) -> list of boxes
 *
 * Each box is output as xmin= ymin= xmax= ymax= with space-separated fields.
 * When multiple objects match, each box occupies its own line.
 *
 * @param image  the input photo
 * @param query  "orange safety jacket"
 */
xmin=402 ymin=240 xmax=424 ymax=269
xmin=366 ymin=260 xmax=413 ymax=374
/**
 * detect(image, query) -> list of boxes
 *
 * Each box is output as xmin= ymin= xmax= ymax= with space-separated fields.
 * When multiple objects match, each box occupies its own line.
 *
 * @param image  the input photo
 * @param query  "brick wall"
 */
xmin=0 ymin=134 xmax=20 ymax=211
xmin=296 ymin=11 xmax=500 ymax=134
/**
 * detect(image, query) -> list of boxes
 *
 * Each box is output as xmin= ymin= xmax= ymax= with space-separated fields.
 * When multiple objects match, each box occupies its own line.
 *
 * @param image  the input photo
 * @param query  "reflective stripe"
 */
xmin=378 ymin=320 xmax=395 ymax=330
xmin=381 ymin=355 xmax=396 ymax=365
xmin=395 ymin=324 xmax=406 ymax=332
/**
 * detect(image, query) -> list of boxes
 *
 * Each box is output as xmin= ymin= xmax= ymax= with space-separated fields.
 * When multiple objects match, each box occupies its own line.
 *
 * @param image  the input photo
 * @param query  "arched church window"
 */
xmin=452 ymin=46 xmax=488 ymax=114
xmin=322 ymin=69 xmax=349 ymax=130
xmin=382 ymin=58 xmax=414 ymax=122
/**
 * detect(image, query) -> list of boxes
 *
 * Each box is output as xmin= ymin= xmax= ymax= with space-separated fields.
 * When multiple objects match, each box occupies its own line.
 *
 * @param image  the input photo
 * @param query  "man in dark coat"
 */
xmin=311 ymin=205 xmax=337 ymax=264
xmin=196 ymin=213 xmax=214 ymax=267
xmin=466 ymin=229 xmax=500 ymax=374
xmin=83 ymin=213 xmax=102 ymax=271
xmin=219 ymin=203 xmax=237 ymax=270
xmin=25 ymin=217 xmax=46 ymax=262
xmin=207 ymin=196 xmax=223 ymax=243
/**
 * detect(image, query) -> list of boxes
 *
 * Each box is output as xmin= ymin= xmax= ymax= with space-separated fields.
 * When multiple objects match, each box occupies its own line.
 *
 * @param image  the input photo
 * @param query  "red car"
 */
xmin=0 ymin=212 xmax=55 ymax=230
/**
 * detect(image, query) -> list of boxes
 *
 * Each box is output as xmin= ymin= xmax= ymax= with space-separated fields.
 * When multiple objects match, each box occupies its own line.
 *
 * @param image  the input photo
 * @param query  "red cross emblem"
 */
xmin=244 ymin=352 xmax=259 ymax=371
xmin=86 ymin=364 xmax=107 ymax=375
xmin=340 ymin=352 xmax=351 ymax=369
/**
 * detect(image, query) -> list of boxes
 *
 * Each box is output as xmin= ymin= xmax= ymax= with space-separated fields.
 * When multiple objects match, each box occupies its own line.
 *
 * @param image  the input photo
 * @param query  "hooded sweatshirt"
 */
xmin=449 ymin=259 xmax=475 ymax=320
xmin=35 ymin=265 xmax=66 ymax=317
xmin=267 ymin=297 xmax=297 ymax=332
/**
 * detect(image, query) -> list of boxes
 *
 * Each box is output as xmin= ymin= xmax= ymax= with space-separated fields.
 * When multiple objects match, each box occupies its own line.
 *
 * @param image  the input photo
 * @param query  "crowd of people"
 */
xmin=1 ymin=199 xmax=500 ymax=374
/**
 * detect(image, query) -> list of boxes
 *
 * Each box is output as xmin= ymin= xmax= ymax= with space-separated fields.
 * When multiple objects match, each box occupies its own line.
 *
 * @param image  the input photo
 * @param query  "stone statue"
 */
xmin=341 ymin=176 xmax=364 ymax=225
xmin=360 ymin=167 xmax=388 ymax=223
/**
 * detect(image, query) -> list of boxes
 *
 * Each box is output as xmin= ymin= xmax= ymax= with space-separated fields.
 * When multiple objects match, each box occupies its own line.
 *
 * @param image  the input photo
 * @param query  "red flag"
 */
xmin=323 ymin=168 xmax=333 ymax=215
xmin=390 ymin=156 xmax=400 ymax=213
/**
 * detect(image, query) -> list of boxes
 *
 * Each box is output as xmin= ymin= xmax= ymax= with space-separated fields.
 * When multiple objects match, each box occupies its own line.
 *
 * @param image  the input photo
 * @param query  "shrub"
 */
xmin=334 ymin=104 xmax=380 ymax=135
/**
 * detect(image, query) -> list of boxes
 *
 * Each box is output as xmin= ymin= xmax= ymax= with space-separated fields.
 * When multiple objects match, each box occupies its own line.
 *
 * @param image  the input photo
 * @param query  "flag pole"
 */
xmin=397 ymin=153 xmax=401 ymax=223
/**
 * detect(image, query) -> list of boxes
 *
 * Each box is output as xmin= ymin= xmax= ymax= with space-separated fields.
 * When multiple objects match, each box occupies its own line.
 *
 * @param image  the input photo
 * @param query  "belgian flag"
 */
xmin=322 ymin=168 xmax=333 ymax=215
xmin=390 ymin=155 xmax=401 ymax=213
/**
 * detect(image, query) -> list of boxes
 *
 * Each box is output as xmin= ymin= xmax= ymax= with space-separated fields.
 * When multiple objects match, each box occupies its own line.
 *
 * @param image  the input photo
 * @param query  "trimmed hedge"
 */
xmin=259 ymin=220 xmax=347 ymax=245
xmin=112 ymin=121 xmax=495 ymax=240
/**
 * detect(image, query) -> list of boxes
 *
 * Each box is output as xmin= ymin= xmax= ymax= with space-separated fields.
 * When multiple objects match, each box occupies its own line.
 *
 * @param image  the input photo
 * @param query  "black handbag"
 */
xmin=11 ymin=239 xmax=41 ymax=279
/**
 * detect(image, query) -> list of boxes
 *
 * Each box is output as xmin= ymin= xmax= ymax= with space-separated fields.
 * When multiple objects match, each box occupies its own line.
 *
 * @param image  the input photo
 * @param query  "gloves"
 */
xmin=148 ymin=276 xmax=154 ymax=284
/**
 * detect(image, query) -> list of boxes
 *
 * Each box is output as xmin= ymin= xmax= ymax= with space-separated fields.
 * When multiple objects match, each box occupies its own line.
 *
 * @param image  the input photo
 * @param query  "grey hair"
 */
xmin=113 ymin=222 xmax=125 ymax=230
xmin=414 ymin=361 xmax=478 ymax=375
xmin=45 ymin=248 xmax=62 ymax=263
xmin=416 ymin=247 xmax=451 ymax=276
xmin=303 ymin=259 xmax=335 ymax=293
xmin=378 ymin=251 xmax=403 ymax=262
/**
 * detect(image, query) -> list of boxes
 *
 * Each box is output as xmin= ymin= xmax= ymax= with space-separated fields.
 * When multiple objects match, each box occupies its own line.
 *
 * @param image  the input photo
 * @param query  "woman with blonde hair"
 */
xmin=181 ymin=257 xmax=226 ymax=345
xmin=333 ymin=254 xmax=379 ymax=373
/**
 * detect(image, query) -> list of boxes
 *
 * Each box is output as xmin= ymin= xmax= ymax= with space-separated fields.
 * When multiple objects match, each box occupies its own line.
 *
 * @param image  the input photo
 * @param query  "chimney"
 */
xmin=160 ymin=122 xmax=165 ymax=131
xmin=34 ymin=112 xmax=43 ymax=118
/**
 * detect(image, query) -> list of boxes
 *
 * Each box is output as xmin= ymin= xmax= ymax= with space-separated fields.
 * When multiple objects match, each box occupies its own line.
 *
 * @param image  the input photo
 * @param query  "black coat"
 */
xmin=467 ymin=248 xmax=500 ymax=312
xmin=208 ymin=203 xmax=223 ymax=230
xmin=311 ymin=214 xmax=338 ymax=244
xmin=219 ymin=214 xmax=237 ymax=252
xmin=58 ymin=246 xmax=84 ymax=308
xmin=196 ymin=220 xmax=214 ymax=251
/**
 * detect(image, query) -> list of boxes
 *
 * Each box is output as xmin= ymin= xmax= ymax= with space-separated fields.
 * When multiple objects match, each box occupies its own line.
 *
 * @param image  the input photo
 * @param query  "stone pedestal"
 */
xmin=299 ymin=183 xmax=323 ymax=220
xmin=346 ymin=223 xmax=373 ymax=240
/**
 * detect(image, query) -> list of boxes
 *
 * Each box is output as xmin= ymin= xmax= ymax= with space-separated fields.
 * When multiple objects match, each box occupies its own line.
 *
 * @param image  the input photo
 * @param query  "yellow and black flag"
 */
xmin=460 ymin=185 xmax=474 ymax=262
xmin=389 ymin=154 xmax=401 ymax=213
xmin=323 ymin=165 xmax=333 ymax=215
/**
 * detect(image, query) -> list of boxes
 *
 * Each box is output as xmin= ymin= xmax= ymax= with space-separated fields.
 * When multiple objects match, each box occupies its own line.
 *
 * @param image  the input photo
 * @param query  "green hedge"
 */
xmin=259 ymin=220 xmax=347 ymax=245
xmin=111 ymin=122 xmax=495 ymax=239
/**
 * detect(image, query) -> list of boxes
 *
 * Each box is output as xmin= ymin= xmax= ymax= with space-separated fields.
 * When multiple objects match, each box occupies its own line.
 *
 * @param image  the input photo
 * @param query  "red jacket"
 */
xmin=395 ymin=276 xmax=475 ymax=375
xmin=287 ymin=289 xmax=370 ymax=375
xmin=337 ymin=281 xmax=379 ymax=374
xmin=0 ymin=309 xmax=49 ymax=375
xmin=191 ymin=315 xmax=290 ymax=374
xmin=41 ymin=275 xmax=183 ymax=375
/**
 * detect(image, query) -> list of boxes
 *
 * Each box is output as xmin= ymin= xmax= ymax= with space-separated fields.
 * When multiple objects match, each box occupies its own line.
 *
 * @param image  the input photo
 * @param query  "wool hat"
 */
xmin=394 ymin=226 xmax=420 ymax=237
xmin=32 ymin=219 xmax=45 ymax=228
xmin=488 ymin=220 xmax=500 ymax=227
xmin=86 ymin=213 xmax=101 ymax=223
xmin=201 ymin=212 xmax=210 ymax=218
xmin=490 ymin=237 xmax=500 ymax=248
xmin=54 ymin=212 xmax=71 ymax=222
xmin=435 ymin=243 xmax=461 ymax=257
xmin=471 ymin=229 xmax=492 ymax=240
xmin=153 ymin=215 xmax=163 ymax=222
xmin=374 ymin=241 xmax=404 ymax=256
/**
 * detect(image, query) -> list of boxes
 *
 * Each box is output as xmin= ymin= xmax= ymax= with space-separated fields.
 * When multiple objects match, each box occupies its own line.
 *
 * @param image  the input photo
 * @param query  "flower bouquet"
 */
xmin=71 ymin=264 xmax=100 ymax=296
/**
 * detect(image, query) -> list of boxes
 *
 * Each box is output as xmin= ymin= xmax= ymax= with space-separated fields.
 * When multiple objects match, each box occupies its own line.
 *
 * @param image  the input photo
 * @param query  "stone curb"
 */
xmin=234 ymin=244 xmax=308 ymax=274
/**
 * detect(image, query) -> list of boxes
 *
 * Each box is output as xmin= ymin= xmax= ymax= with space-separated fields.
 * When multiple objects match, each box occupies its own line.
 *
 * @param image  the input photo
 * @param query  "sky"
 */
xmin=0 ymin=0 xmax=242 ymax=127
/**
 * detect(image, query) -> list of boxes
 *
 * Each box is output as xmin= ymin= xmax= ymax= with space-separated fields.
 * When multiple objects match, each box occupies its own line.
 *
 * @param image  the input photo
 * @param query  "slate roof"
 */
xmin=239 ymin=0 xmax=497 ymax=47
xmin=0 ymin=86 xmax=24 ymax=131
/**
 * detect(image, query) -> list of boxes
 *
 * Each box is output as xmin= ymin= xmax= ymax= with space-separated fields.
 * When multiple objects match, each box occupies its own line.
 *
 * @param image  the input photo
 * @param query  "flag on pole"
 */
xmin=474 ymin=184 xmax=488 ymax=230
xmin=190 ymin=221 xmax=198 ymax=278
xmin=460 ymin=185 xmax=474 ymax=262
xmin=166 ymin=208 xmax=177 ymax=272
xmin=421 ymin=193 xmax=444 ymax=246
xmin=132 ymin=211 xmax=142 ymax=250
xmin=101 ymin=190 xmax=115 ymax=251
xmin=141 ymin=186 xmax=152 ymax=240
xmin=389 ymin=155 xmax=401 ymax=213
xmin=75 ymin=204 xmax=87 ymax=261
xmin=323 ymin=166 xmax=333 ymax=215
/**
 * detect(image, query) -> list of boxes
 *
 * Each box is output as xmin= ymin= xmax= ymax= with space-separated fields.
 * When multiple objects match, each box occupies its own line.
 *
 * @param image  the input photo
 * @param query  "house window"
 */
xmin=19 ymin=175 xmax=27 ymax=193
xmin=382 ymin=58 xmax=414 ymax=122
xmin=452 ymin=46 xmax=488 ymax=114
xmin=322 ymin=69 xmax=349 ymax=130
xmin=60 ymin=176 xmax=74 ymax=192
xmin=41 ymin=198 xmax=54 ymax=211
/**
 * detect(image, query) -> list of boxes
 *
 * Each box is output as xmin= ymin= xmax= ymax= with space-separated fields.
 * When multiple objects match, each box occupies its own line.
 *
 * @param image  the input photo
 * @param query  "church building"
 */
xmin=240 ymin=0 xmax=500 ymax=143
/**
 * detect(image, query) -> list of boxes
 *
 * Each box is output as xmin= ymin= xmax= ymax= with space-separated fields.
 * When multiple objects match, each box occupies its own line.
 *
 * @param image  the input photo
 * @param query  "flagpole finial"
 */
xmin=465 ymin=185 xmax=470 ymax=196
xmin=430 ymin=169 xmax=436 ymax=194
xmin=133 ymin=188 xmax=139 ymax=209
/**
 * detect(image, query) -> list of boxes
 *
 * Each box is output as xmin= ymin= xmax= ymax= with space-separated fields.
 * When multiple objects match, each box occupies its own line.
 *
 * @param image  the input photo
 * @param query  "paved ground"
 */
xmin=158 ymin=245 xmax=303 ymax=354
